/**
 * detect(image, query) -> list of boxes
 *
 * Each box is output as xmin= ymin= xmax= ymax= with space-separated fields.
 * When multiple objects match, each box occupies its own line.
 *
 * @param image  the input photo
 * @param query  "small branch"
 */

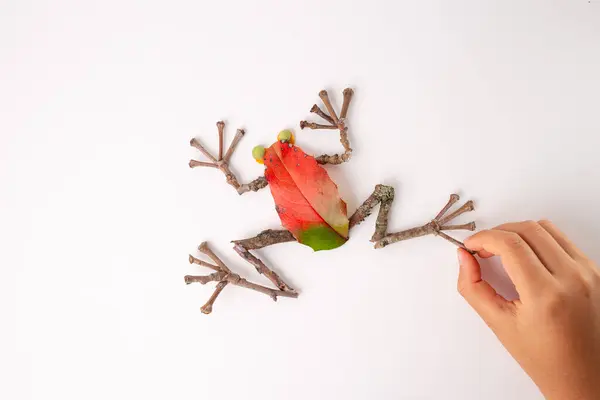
xmin=300 ymin=121 xmax=337 ymax=130
xmin=189 ymin=160 xmax=218 ymax=169
xmin=190 ymin=123 xmax=267 ymax=195
xmin=190 ymin=138 xmax=217 ymax=163
xmin=216 ymin=121 xmax=225 ymax=161
xmin=188 ymin=254 xmax=220 ymax=271
xmin=229 ymin=274 xmax=298 ymax=301
xmin=374 ymin=194 xmax=476 ymax=252
xmin=300 ymin=88 xmax=354 ymax=165
xmin=198 ymin=242 xmax=230 ymax=273
xmin=237 ymin=176 xmax=268 ymax=195
xmin=437 ymin=231 xmax=475 ymax=254
xmin=441 ymin=222 xmax=476 ymax=231
xmin=319 ymin=90 xmax=339 ymax=124
xmin=310 ymin=104 xmax=335 ymax=125
xmin=232 ymin=229 xmax=296 ymax=250
xmin=340 ymin=88 xmax=354 ymax=119
xmin=233 ymin=244 xmax=296 ymax=292
xmin=374 ymin=222 xmax=436 ymax=249
xmin=223 ymin=129 xmax=244 ymax=163
xmin=349 ymin=184 xmax=395 ymax=242
xmin=438 ymin=200 xmax=474 ymax=226
xmin=434 ymin=194 xmax=459 ymax=221
xmin=185 ymin=242 xmax=298 ymax=314
xmin=184 ymin=271 xmax=227 ymax=285
xmin=201 ymin=281 xmax=228 ymax=314
xmin=315 ymin=153 xmax=350 ymax=165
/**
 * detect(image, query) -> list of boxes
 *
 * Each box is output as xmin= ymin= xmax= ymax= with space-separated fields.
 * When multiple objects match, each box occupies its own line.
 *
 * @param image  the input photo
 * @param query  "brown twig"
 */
xmin=300 ymin=88 xmax=354 ymax=165
xmin=233 ymin=245 xmax=296 ymax=293
xmin=201 ymin=281 xmax=228 ymax=314
xmin=374 ymin=194 xmax=476 ymax=253
xmin=232 ymin=229 xmax=296 ymax=250
xmin=223 ymin=129 xmax=244 ymax=163
xmin=189 ymin=160 xmax=218 ymax=169
xmin=349 ymin=184 xmax=395 ymax=241
xmin=340 ymin=88 xmax=354 ymax=119
xmin=232 ymin=229 xmax=297 ymax=292
xmin=238 ymin=176 xmax=268 ymax=194
xmin=185 ymin=242 xmax=298 ymax=314
xmin=299 ymin=121 xmax=337 ymax=130
xmin=310 ymin=104 xmax=335 ymax=125
xmin=319 ymin=90 xmax=339 ymax=124
xmin=188 ymin=254 xmax=219 ymax=271
xmin=189 ymin=122 xmax=268 ymax=195
xmin=217 ymin=121 xmax=225 ymax=161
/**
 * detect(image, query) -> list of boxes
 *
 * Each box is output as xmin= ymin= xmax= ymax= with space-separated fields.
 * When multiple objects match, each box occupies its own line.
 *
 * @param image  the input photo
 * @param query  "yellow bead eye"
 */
xmin=277 ymin=130 xmax=295 ymax=144
xmin=252 ymin=145 xmax=265 ymax=164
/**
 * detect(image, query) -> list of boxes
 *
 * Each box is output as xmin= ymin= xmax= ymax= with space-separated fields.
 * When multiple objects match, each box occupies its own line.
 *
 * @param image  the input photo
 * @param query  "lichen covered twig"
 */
xmin=300 ymin=88 xmax=354 ymax=165
xmin=374 ymin=194 xmax=476 ymax=252
xmin=185 ymin=241 xmax=298 ymax=314
xmin=189 ymin=121 xmax=268 ymax=195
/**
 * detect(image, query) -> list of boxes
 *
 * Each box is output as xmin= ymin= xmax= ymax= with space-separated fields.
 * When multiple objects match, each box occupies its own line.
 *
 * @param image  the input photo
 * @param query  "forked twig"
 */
xmin=300 ymin=88 xmax=354 ymax=165
xmin=189 ymin=122 xmax=268 ymax=195
xmin=374 ymin=194 xmax=476 ymax=253
xmin=185 ymin=242 xmax=298 ymax=314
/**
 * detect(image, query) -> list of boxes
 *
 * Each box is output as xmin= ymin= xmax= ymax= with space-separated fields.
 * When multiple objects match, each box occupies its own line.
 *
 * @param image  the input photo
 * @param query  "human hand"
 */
xmin=457 ymin=220 xmax=600 ymax=400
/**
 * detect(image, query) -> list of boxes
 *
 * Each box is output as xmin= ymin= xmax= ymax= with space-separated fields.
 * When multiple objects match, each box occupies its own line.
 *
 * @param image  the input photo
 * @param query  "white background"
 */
xmin=2 ymin=1 xmax=599 ymax=399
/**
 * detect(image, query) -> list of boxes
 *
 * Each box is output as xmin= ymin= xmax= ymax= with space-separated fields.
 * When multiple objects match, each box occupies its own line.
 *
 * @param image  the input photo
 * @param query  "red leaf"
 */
xmin=263 ymin=141 xmax=349 ymax=251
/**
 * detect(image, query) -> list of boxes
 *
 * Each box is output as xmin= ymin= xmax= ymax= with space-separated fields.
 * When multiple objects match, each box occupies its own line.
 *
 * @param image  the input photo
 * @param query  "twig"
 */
xmin=299 ymin=88 xmax=354 ymax=165
xmin=349 ymin=184 xmax=395 ymax=241
xmin=185 ymin=242 xmax=298 ymax=314
xmin=310 ymin=104 xmax=335 ymax=125
xmin=217 ymin=121 xmax=225 ymax=161
xmin=237 ymin=176 xmax=268 ymax=195
xmin=319 ymin=90 xmax=339 ymax=124
xmin=201 ymin=281 xmax=228 ymax=314
xmin=190 ymin=122 xmax=268 ymax=194
xmin=233 ymin=244 xmax=296 ymax=292
xmin=198 ymin=241 xmax=230 ymax=273
xmin=299 ymin=121 xmax=337 ymax=130
xmin=223 ymin=129 xmax=244 ymax=163
xmin=340 ymin=88 xmax=354 ymax=119
xmin=374 ymin=194 xmax=476 ymax=253
xmin=189 ymin=254 xmax=219 ymax=271
xmin=232 ymin=229 xmax=295 ymax=250
xmin=189 ymin=160 xmax=218 ymax=169
xmin=184 ymin=271 xmax=227 ymax=285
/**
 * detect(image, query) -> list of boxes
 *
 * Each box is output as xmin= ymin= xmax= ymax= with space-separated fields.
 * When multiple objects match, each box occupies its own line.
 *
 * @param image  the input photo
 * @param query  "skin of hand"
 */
xmin=457 ymin=220 xmax=600 ymax=400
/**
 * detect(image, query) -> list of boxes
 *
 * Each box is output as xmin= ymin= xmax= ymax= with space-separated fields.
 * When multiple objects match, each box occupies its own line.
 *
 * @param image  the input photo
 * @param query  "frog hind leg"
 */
xmin=351 ymin=186 xmax=478 ymax=252
xmin=232 ymin=229 xmax=297 ymax=293
xmin=185 ymin=238 xmax=298 ymax=314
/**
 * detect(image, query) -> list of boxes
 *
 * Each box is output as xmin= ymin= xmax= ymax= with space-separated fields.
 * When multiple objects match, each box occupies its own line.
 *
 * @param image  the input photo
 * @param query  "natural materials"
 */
xmin=185 ymin=88 xmax=476 ymax=313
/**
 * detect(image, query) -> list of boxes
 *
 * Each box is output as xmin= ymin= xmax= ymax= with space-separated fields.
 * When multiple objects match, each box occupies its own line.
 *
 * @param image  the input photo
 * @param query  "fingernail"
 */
xmin=457 ymin=248 xmax=468 ymax=266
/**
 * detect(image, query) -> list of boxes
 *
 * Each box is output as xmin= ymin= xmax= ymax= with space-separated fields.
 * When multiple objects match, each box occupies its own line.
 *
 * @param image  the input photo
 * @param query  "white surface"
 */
xmin=2 ymin=1 xmax=600 ymax=399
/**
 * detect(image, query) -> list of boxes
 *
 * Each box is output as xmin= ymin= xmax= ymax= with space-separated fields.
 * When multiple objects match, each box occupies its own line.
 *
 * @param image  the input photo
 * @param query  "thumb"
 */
xmin=457 ymin=248 xmax=514 ymax=327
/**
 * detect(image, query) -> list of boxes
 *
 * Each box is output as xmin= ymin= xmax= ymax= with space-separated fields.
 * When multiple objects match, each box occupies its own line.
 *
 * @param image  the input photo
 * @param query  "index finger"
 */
xmin=465 ymin=229 xmax=554 ymax=297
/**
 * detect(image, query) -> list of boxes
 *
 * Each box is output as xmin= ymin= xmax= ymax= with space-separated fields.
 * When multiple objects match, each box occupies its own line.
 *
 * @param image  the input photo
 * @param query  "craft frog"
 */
xmin=185 ymin=88 xmax=476 ymax=314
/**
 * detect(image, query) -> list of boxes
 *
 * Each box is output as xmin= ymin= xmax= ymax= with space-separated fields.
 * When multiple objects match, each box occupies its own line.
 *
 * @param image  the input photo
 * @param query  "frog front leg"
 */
xmin=300 ymin=88 xmax=354 ymax=165
xmin=189 ymin=121 xmax=268 ymax=194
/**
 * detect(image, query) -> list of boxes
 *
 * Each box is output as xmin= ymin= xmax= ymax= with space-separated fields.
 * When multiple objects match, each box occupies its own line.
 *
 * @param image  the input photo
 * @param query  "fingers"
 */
xmin=457 ymin=249 xmax=515 ymax=327
xmin=495 ymin=221 xmax=572 ymax=274
xmin=465 ymin=229 xmax=553 ymax=296
xmin=538 ymin=220 xmax=588 ymax=262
